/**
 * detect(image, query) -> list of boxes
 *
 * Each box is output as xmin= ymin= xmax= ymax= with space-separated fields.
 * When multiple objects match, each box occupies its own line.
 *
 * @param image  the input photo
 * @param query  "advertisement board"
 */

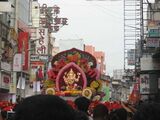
xmin=140 ymin=57 xmax=160 ymax=71
xmin=30 ymin=61 xmax=44 ymax=82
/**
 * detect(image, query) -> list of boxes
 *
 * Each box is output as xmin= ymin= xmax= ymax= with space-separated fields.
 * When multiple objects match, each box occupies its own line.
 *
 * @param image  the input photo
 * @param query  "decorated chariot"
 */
xmin=44 ymin=48 xmax=103 ymax=100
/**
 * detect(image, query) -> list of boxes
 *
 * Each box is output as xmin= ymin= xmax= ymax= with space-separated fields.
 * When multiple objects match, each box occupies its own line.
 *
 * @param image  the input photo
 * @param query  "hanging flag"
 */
xmin=129 ymin=83 xmax=140 ymax=104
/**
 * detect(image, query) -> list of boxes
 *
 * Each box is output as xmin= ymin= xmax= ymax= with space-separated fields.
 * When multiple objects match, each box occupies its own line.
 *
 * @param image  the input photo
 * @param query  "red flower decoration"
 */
xmin=88 ymin=101 xmax=100 ymax=115
xmin=67 ymin=54 xmax=79 ymax=62
xmin=86 ymin=68 xmax=98 ymax=79
xmin=47 ymin=68 xmax=57 ymax=81
xmin=66 ymin=100 xmax=76 ymax=109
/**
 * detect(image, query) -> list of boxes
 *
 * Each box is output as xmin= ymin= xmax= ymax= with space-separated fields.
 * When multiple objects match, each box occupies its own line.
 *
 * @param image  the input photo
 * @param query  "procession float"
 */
xmin=44 ymin=48 xmax=103 ymax=100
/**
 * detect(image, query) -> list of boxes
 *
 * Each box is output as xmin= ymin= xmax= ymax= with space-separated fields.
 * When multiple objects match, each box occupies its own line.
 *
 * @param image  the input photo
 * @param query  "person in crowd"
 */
xmin=92 ymin=104 xmax=109 ymax=120
xmin=75 ymin=111 xmax=89 ymax=120
xmin=74 ymin=96 xmax=91 ymax=115
xmin=133 ymin=102 xmax=160 ymax=120
xmin=110 ymin=108 xmax=127 ymax=120
xmin=74 ymin=96 xmax=92 ymax=120
xmin=13 ymin=95 xmax=76 ymax=120
xmin=0 ymin=110 xmax=7 ymax=120
xmin=36 ymin=66 xmax=44 ymax=81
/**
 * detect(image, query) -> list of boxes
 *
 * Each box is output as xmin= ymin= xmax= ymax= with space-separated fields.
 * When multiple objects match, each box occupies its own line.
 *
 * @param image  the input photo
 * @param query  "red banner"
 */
xmin=18 ymin=32 xmax=29 ymax=70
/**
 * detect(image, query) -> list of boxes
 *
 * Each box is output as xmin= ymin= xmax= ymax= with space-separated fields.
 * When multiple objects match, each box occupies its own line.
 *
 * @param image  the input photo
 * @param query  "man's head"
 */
xmin=74 ymin=96 xmax=91 ymax=114
xmin=93 ymin=104 xmax=109 ymax=120
xmin=133 ymin=102 xmax=160 ymax=120
xmin=14 ymin=95 xmax=75 ymax=120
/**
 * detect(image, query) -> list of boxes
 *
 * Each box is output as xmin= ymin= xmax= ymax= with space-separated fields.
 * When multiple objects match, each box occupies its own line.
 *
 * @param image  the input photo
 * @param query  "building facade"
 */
xmin=139 ymin=0 xmax=160 ymax=102
xmin=85 ymin=45 xmax=106 ymax=75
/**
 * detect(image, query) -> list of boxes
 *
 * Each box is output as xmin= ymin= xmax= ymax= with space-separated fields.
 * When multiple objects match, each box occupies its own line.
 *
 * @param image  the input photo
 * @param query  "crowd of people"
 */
xmin=1 ymin=95 xmax=160 ymax=120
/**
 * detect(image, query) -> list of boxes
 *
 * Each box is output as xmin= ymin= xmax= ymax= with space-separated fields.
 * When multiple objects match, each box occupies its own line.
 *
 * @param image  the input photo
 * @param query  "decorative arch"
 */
xmin=51 ymin=48 xmax=97 ymax=68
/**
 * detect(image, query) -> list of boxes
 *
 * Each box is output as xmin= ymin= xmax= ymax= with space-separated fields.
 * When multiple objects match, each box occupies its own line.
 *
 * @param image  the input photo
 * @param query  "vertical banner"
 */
xmin=13 ymin=53 xmax=22 ymax=71
xmin=9 ymin=72 xmax=17 ymax=94
xmin=18 ymin=32 xmax=29 ymax=70
xmin=36 ymin=28 xmax=48 ymax=55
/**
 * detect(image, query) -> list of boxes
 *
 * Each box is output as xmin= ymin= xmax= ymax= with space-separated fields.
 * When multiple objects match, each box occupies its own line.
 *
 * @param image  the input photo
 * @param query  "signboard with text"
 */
xmin=36 ymin=28 xmax=48 ymax=55
xmin=148 ymin=29 xmax=160 ymax=37
xmin=127 ymin=49 xmax=135 ymax=66
xmin=1 ymin=74 xmax=10 ymax=89
xmin=146 ymin=38 xmax=160 ymax=48
xmin=39 ymin=4 xmax=68 ymax=33
xmin=140 ymin=74 xmax=150 ymax=94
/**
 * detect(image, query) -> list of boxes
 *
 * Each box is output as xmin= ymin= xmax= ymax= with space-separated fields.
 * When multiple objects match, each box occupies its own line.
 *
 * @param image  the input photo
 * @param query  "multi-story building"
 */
xmin=0 ymin=1 xmax=13 ymax=100
xmin=139 ymin=0 xmax=160 ymax=102
xmin=84 ymin=45 xmax=106 ymax=75
xmin=0 ymin=0 xmax=68 ymax=100
xmin=0 ymin=0 xmax=32 ymax=100
xmin=112 ymin=69 xmax=131 ymax=101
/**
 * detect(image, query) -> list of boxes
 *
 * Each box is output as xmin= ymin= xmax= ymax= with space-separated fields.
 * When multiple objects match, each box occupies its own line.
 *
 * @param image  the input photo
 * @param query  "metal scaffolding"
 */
xmin=124 ymin=0 xmax=148 ymax=73
xmin=124 ymin=0 xmax=141 ymax=71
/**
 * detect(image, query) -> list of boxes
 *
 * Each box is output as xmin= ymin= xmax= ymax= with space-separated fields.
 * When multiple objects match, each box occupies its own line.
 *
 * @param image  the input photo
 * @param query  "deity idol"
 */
xmin=63 ymin=68 xmax=81 ymax=90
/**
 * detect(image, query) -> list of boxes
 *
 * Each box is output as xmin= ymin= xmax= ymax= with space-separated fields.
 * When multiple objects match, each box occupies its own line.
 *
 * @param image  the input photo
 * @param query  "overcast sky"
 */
xmin=38 ymin=0 xmax=124 ymax=76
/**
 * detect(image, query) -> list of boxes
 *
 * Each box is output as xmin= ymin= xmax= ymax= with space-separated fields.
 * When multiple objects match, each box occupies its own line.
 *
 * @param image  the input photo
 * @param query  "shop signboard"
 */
xmin=30 ymin=54 xmax=39 ymax=62
xmin=1 ymin=62 xmax=11 ymax=71
xmin=146 ymin=38 xmax=160 ymax=48
xmin=148 ymin=21 xmax=160 ymax=39
xmin=127 ymin=49 xmax=135 ymax=66
xmin=148 ymin=29 xmax=160 ymax=37
xmin=140 ymin=74 xmax=150 ymax=94
xmin=30 ymin=54 xmax=48 ymax=62
xmin=1 ymin=74 xmax=10 ymax=89
xmin=0 ymin=2 xmax=12 ymax=12
xmin=140 ymin=57 xmax=160 ymax=71
xmin=148 ymin=20 xmax=160 ymax=29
